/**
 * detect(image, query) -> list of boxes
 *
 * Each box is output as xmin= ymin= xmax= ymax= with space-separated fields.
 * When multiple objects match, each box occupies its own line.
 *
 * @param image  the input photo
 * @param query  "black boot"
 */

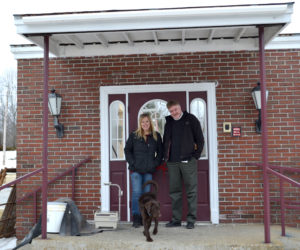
xmin=132 ymin=214 xmax=140 ymax=228
xmin=138 ymin=214 xmax=143 ymax=226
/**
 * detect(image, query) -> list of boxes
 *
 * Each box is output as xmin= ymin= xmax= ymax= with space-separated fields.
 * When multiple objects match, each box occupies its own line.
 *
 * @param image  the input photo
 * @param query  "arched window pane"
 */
xmin=190 ymin=98 xmax=207 ymax=159
xmin=110 ymin=101 xmax=125 ymax=160
xmin=139 ymin=99 xmax=169 ymax=137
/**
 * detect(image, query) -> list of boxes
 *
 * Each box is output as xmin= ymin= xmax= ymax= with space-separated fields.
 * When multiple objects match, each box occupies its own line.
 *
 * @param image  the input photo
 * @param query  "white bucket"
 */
xmin=47 ymin=202 xmax=67 ymax=233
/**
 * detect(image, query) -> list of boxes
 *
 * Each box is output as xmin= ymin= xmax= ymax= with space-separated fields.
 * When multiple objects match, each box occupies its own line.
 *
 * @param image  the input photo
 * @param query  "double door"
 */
xmin=108 ymin=91 xmax=209 ymax=221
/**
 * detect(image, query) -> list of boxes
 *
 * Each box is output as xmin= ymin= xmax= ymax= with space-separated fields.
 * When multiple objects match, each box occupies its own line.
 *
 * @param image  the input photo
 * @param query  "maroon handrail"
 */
xmin=17 ymin=157 xmax=91 ymax=203
xmin=268 ymin=168 xmax=300 ymax=188
xmin=248 ymin=162 xmax=300 ymax=173
xmin=279 ymin=168 xmax=286 ymax=236
xmin=0 ymin=168 xmax=43 ymax=191
xmin=270 ymin=198 xmax=300 ymax=208
xmin=247 ymin=162 xmax=300 ymax=237
xmin=269 ymin=165 xmax=300 ymax=173
xmin=0 ymin=157 xmax=91 ymax=236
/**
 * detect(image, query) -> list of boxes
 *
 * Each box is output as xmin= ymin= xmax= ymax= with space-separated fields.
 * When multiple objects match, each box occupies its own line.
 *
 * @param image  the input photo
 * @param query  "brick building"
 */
xmin=11 ymin=3 xmax=299 ymax=240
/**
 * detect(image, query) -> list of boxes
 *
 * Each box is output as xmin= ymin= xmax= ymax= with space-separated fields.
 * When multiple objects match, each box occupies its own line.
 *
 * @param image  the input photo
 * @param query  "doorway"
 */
xmin=100 ymin=83 xmax=219 ymax=223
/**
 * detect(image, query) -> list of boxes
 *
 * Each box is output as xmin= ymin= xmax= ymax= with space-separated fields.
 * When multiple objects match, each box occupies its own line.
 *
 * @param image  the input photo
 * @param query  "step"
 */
xmin=20 ymin=224 xmax=300 ymax=250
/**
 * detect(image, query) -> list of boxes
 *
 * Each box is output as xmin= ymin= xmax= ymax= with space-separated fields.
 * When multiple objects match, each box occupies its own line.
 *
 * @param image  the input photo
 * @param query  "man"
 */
xmin=163 ymin=100 xmax=204 ymax=229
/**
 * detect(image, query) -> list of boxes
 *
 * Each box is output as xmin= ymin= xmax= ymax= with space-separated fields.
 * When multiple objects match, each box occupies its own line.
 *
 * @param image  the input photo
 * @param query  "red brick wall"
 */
xmin=16 ymin=50 xmax=300 ymax=239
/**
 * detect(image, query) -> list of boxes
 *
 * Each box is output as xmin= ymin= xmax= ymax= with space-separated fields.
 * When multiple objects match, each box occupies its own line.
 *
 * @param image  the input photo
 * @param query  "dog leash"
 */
xmin=156 ymin=162 xmax=167 ymax=177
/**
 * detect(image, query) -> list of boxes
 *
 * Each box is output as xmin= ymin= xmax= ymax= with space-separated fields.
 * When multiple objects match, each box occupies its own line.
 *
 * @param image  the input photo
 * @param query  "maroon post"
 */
xmin=279 ymin=169 xmax=286 ymax=236
xmin=259 ymin=26 xmax=271 ymax=243
xmin=42 ymin=35 xmax=49 ymax=239
xmin=72 ymin=169 xmax=75 ymax=201
xmin=34 ymin=192 xmax=37 ymax=223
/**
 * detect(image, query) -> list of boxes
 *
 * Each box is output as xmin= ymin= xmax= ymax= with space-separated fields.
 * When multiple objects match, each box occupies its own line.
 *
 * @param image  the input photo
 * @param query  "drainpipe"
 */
xmin=42 ymin=35 xmax=49 ymax=239
xmin=258 ymin=26 xmax=271 ymax=243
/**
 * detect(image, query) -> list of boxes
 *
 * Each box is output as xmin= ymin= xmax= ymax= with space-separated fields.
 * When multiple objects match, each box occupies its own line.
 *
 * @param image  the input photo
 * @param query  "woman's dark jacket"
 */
xmin=124 ymin=132 xmax=163 ymax=173
xmin=163 ymin=111 xmax=204 ymax=161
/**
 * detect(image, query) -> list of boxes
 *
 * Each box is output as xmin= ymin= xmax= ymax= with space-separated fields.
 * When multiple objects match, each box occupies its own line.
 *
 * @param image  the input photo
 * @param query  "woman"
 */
xmin=124 ymin=113 xmax=163 ymax=228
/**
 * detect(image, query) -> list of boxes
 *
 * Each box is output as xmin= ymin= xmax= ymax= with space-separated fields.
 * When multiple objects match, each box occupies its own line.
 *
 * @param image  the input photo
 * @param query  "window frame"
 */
xmin=138 ymin=99 xmax=169 ymax=137
xmin=109 ymin=100 xmax=126 ymax=161
xmin=190 ymin=98 xmax=208 ymax=160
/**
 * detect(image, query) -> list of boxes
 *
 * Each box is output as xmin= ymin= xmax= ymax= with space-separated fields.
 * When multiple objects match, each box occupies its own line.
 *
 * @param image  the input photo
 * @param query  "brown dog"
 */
xmin=138 ymin=180 xmax=161 ymax=242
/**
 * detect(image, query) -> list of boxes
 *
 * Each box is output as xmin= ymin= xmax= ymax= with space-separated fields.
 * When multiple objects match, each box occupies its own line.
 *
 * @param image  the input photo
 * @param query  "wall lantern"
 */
xmin=251 ymin=82 xmax=268 ymax=134
xmin=48 ymin=89 xmax=64 ymax=138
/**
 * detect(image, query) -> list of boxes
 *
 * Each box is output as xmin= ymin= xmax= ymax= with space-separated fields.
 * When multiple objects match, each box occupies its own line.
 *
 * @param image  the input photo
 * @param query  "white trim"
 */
xmin=109 ymin=100 xmax=126 ymax=161
xmin=207 ymin=83 xmax=219 ymax=224
xmin=11 ymin=34 xmax=300 ymax=59
xmin=12 ymin=3 xmax=294 ymax=58
xmin=10 ymin=45 xmax=55 ymax=59
xmin=15 ymin=4 xmax=292 ymax=35
xmin=190 ymin=98 xmax=208 ymax=160
xmin=186 ymin=91 xmax=189 ymax=113
xmin=266 ymin=35 xmax=300 ymax=49
xmin=100 ymin=86 xmax=110 ymax=212
xmin=126 ymin=93 xmax=130 ymax=221
xmin=100 ymin=83 xmax=219 ymax=223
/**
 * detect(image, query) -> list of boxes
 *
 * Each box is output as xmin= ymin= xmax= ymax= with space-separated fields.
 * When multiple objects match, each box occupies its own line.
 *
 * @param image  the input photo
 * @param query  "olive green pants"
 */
xmin=167 ymin=158 xmax=198 ymax=223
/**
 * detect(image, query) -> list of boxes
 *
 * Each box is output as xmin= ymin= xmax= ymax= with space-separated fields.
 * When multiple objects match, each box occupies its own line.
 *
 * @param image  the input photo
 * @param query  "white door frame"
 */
xmin=100 ymin=82 xmax=219 ymax=224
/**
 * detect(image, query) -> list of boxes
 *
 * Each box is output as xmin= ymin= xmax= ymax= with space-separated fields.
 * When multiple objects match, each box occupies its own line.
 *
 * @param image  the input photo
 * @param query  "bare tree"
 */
xmin=0 ymin=69 xmax=17 ymax=166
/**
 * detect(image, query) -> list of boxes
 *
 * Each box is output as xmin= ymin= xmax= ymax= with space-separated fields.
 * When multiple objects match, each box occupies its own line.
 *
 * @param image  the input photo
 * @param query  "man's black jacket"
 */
xmin=163 ymin=111 xmax=204 ymax=161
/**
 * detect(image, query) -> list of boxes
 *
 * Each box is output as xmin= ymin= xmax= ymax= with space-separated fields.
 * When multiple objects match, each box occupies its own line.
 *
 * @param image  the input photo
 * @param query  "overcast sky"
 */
xmin=0 ymin=0 xmax=299 ymax=75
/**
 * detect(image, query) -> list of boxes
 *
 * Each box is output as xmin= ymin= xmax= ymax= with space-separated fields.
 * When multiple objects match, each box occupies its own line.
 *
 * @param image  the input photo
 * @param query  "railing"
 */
xmin=0 ymin=157 xmax=91 ymax=236
xmin=248 ymin=162 xmax=300 ymax=237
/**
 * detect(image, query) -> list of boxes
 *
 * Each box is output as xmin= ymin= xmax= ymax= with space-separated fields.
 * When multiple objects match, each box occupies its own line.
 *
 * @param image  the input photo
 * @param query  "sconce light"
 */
xmin=251 ymin=82 xmax=268 ymax=134
xmin=48 ymin=89 xmax=64 ymax=138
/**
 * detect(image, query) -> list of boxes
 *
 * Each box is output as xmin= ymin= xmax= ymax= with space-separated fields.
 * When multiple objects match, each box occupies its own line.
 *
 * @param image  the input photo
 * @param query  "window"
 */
xmin=138 ymin=99 xmax=169 ymax=137
xmin=110 ymin=101 xmax=125 ymax=160
xmin=190 ymin=98 xmax=207 ymax=159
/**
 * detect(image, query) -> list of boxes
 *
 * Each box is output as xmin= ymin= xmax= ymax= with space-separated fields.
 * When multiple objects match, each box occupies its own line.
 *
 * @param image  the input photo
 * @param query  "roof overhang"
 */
xmin=13 ymin=3 xmax=294 ymax=58
xmin=11 ymin=34 xmax=300 ymax=59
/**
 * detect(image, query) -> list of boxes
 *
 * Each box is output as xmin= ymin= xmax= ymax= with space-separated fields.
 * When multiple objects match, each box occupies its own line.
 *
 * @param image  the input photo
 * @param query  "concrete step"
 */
xmin=21 ymin=224 xmax=300 ymax=250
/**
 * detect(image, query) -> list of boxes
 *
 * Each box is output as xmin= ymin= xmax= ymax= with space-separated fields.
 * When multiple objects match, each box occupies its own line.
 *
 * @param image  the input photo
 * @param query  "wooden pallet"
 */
xmin=0 ymin=182 xmax=16 ymax=238
xmin=0 ymin=168 xmax=7 ymax=186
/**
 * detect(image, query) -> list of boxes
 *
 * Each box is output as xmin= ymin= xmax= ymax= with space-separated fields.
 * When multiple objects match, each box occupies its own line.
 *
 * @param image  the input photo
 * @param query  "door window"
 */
xmin=190 ymin=98 xmax=207 ymax=159
xmin=110 ymin=101 xmax=125 ymax=160
xmin=138 ymin=99 xmax=169 ymax=137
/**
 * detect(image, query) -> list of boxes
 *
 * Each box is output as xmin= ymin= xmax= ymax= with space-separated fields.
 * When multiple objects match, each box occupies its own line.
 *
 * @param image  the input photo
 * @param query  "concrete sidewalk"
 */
xmin=21 ymin=223 xmax=300 ymax=250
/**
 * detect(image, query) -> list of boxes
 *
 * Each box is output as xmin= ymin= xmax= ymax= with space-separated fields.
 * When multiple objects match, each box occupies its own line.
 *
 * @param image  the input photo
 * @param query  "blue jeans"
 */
xmin=131 ymin=172 xmax=152 ymax=215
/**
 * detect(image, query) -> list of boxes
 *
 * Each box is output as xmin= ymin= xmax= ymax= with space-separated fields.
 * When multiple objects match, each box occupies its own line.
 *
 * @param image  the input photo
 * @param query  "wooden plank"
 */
xmin=0 ymin=185 xmax=16 ymax=237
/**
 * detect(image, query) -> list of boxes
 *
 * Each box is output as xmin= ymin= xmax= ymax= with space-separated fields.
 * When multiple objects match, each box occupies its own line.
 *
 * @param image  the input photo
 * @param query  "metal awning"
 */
xmin=13 ymin=3 xmax=294 ymax=57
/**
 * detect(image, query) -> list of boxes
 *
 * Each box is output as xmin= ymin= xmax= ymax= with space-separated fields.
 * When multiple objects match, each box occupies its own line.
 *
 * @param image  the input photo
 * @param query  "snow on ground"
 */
xmin=0 ymin=187 xmax=12 ymax=206
xmin=0 ymin=151 xmax=17 ymax=249
xmin=0 ymin=151 xmax=16 ymax=206
xmin=0 ymin=151 xmax=16 ymax=170
xmin=0 ymin=237 xmax=17 ymax=250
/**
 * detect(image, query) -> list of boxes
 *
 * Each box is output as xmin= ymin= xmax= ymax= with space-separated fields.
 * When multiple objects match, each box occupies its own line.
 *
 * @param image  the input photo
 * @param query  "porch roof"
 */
xmin=13 ymin=2 xmax=294 ymax=58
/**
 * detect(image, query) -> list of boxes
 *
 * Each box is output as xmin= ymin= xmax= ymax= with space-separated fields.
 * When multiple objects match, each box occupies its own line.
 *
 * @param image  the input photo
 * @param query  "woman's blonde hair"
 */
xmin=135 ymin=113 xmax=157 ymax=141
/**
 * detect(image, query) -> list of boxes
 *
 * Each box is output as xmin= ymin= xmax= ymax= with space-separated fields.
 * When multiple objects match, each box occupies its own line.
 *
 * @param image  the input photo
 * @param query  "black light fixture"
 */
xmin=48 ymin=89 xmax=64 ymax=138
xmin=251 ymin=82 xmax=268 ymax=134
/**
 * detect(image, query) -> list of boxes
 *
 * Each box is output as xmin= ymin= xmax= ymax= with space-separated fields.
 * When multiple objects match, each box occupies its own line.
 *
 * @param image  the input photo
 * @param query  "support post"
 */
xmin=279 ymin=169 xmax=286 ymax=236
xmin=34 ymin=192 xmax=37 ymax=224
xmin=42 ymin=35 xmax=49 ymax=239
xmin=72 ymin=169 xmax=75 ymax=201
xmin=258 ymin=26 xmax=271 ymax=243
